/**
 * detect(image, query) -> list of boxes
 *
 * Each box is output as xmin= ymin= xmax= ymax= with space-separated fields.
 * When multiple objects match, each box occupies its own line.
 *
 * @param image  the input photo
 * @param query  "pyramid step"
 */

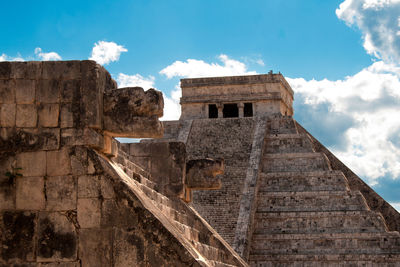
xmin=262 ymin=153 xmax=331 ymax=173
xmin=174 ymin=220 xmax=200 ymax=242
xmin=153 ymin=201 xmax=195 ymax=227
xmin=266 ymin=117 xmax=298 ymax=134
xmin=253 ymin=210 xmax=389 ymax=234
xmin=256 ymin=191 xmax=369 ymax=212
xmin=264 ymin=133 xmax=314 ymax=154
xmin=249 ymin=253 xmax=400 ymax=266
xmin=250 ymin=232 xmax=400 ymax=254
xmin=259 ymin=171 xmax=349 ymax=192
xmin=138 ymin=183 xmax=242 ymax=266
xmin=193 ymin=241 xmax=227 ymax=262
xmin=115 ymin=151 xmax=152 ymax=179
xmin=139 ymin=175 xmax=157 ymax=190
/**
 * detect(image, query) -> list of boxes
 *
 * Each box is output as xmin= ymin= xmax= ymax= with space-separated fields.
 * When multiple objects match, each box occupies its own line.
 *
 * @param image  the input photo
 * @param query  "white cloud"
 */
xmin=161 ymin=86 xmax=182 ymax=121
xmin=0 ymin=53 xmax=25 ymax=62
xmin=288 ymin=60 xmax=400 ymax=185
xmin=159 ymin=55 xmax=258 ymax=120
xmin=159 ymin=54 xmax=257 ymax=79
xmin=117 ymin=73 xmax=155 ymax=89
xmin=34 ymin=47 xmax=61 ymax=61
xmin=89 ymin=41 xmax=127 ymax=65
xmin=336 ymin=0 xmax=400 ymax=62
xmin=256 ymin=59 xmax=265 ymax=66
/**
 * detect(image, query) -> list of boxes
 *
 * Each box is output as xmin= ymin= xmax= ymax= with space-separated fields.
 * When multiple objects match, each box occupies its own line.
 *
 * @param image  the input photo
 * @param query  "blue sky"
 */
xmin=1 ymin=0 xmax=400 ymax=211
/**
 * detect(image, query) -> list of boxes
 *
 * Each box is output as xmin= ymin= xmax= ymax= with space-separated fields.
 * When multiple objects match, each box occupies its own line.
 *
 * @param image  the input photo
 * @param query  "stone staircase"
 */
xmin=186 ymin=118 xmax=256 ymax=245
xmin=113 ymin=144 xmax=248 ymax=267
xmin=249 ymin=116 xmax=400 ymax=266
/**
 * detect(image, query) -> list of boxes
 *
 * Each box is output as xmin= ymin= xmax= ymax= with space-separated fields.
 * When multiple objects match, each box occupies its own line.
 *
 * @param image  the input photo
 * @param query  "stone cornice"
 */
xmin=180 ymin=73 xmax=294 ymax=96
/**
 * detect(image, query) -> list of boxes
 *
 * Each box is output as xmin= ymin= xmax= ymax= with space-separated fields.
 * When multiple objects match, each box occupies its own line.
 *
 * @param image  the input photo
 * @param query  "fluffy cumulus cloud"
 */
xmin=336 ymin=0 xmax=400 ymax=62
xmin=0 ymin=53 xmax=25 ymax=62
xmin=288 ymin=61 xmax=400 ymax=185
xmin=34 ymin=47 xmax=62 ymax=61
xmin=160 ymin=54 xmax=257 ymax=79
xmin=162 ymin=86 xmax=182 ymax=121
xmin=89 ymin=41 xmax=127 ymax=65
xmin=116 ymin=73 xmax=155 ymax=89
xmin=159 ymin=54 xmax=258 ymax=120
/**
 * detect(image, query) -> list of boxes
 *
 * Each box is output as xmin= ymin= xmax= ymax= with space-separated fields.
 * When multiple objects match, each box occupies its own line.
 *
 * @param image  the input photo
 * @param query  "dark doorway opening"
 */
xmin=208 ymin=104 xmax=218 ymax=118
xmin=244 ymin=103 xmax=253 ymax=117
xmin=223 ymin=104 xmax=239 ymax=118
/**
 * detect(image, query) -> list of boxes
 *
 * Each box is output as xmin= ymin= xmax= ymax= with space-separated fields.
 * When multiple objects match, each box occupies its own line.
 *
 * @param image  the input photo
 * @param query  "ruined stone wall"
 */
xmin=0 ymin=61 xmax=200 ymax=266
xmin=121 ymin=141 xmax=187 ymax=198
xmin=185 ymin=118 xmax=256 ymax=245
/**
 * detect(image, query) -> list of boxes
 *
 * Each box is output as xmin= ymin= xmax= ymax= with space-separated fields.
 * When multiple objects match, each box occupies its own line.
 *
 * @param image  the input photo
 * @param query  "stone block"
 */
xmin=60 ymin=80 xmax=81 ymax=103
xmin=61 ymin=128 xmax=104 ymax=149
xmin=0 ymin=211 xmax=36 ymax=262
xmin=10 ymin=61 xmax=42 ymax=79
xmin=0 ymin=187 xmax=15 ymax=210
xmin=46 ymin=176 xmax=76 ymax=211
xmin=0 ymin=157 xmax=16 ymax=210
xmin=129 ymin=143 xmax=151 ymax=157
xmin=16 ymin=176 xmax=45 ymax=210
xmin=79 ymin=228 xmax=112 ymax=266
xmin=42 ymin=61 xmax=81 ymax=80
xmin=100 ymin=176 xmax=115 ymax=199
xmin=101 ymin=199 xmax=138 ymax=227
xmin=70 ymin=146 xmax=87 ymax=176
xmin=0 ymin=61 xmax=11 ymax=79
xmin=37 ymin=79 xmax=60 ymax=103
xmin=15 ymin=79 xmax=35 ymax=104
xmin=22 ymin=128 xmax=60 ymax=151
xmin=46 ymin=148 xmax=71 ymax=176
xmin=113 ymin=229 xmax=145 ymax=266
xmin=132 ymin=156 xmax=150 ymax=171
xmin=17 ymin=151 xmax=46 ymax=176
xmin=78 ymin=175 xmax=99 ymax=198
xmin=0 ymin=103 xmax=16 ymax=127
xmin=16 ymin=104 xmax=37 ymax=127
xmin=80 ymin=60 xmax=102 ymax=129
xmin=60 ymin=103 xmax=73 ymax=128
xmin=61 ymin=79 xmax=80 ymax=103
xmin=38 ymin=103 xmax=60 ymax=127
xmin=77 ymin=198 xmax=101 ymax=228
xmin=0 ymin=79 xmax=15 ymax=103
xmin=37 ymin=212 xmax=78 ymax=262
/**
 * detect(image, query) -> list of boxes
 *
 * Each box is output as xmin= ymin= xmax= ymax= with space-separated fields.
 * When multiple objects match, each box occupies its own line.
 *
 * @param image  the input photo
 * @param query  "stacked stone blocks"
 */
xmin=248 ymin=116 xmax=400 ymax=266
xmin=0 ymin=61 xmax=247 ymax=266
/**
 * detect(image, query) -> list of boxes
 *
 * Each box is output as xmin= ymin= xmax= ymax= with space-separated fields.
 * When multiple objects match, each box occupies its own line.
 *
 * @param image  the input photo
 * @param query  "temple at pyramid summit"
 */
xmin=0 ymin=61 xmax=399 ymax=266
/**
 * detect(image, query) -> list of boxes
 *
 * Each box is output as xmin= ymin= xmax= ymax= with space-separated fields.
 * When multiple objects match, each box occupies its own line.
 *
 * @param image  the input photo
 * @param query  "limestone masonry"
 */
xmin=1 ymin=61 xmax=399 ymax=266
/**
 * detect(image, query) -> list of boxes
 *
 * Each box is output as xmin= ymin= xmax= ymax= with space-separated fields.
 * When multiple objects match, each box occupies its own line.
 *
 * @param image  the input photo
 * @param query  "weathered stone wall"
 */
xmin=0 ymin=61 xmax=248 ymax=267
xmin=0 ymin=61 xmax=185 ymax=266
xmin=122 ymin=141 xmax=187 ymax=198
xmin=186 ymin=118 xmax=256 ymax=245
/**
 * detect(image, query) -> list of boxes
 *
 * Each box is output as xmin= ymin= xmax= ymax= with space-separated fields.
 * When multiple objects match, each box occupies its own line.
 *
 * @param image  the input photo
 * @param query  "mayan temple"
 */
xmin=1 ymin=60 xmax=400 ymax=266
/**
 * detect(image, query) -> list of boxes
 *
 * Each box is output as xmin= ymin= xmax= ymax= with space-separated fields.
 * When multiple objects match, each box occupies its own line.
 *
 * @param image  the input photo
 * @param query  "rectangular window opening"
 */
xmin=208 ymin=104 xmax=218 ymax=118
xmin=223 ymin=104 xmax=239 ymax=118
xmin=244 ymin=103 xmax=253 ymax=117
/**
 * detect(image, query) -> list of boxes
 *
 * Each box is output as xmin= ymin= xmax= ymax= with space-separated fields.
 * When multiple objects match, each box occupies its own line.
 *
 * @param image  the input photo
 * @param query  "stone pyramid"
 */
xmin=156 ymin=74 xmax=400 ymax=266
